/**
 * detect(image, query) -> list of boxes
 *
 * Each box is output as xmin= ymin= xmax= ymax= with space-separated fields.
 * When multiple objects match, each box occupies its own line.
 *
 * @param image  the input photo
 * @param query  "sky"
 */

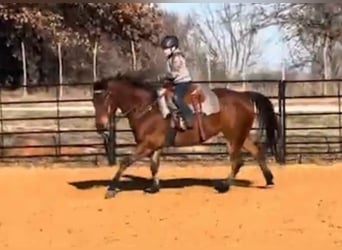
xmin=159 ymin=3 xmax=289 ymax=71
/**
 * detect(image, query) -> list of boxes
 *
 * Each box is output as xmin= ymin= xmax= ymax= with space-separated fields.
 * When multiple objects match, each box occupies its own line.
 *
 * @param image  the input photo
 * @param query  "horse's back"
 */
xmin=185 ymin=84 xmax=252 ymax=115
xmin=190 ymin=83 xmax=220 ymax=115
xmin=211 ymin=87 xmax=252 ymax=105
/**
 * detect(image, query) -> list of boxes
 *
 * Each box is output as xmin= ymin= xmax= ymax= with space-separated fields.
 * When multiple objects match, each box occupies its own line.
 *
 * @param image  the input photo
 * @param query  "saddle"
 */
xmin=163 ymin=79 xmax=205 ymax=102
xmin=162 ymin=80 xmax=206 ymax=138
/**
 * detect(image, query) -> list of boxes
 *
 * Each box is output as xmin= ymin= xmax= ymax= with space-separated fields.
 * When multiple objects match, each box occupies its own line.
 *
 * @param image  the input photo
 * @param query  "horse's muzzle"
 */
xmin=96 ymin=126 xmax=110 ymax=143
xmin=96 ymin=123 xmax=108 ymax=134
xmin=101 ymin=130 xmax=110 ymax=141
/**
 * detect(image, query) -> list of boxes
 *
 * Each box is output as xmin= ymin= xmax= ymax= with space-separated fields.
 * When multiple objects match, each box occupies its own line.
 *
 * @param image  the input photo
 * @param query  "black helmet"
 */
xmin=160 ymin=35 xmax=179 ymax=49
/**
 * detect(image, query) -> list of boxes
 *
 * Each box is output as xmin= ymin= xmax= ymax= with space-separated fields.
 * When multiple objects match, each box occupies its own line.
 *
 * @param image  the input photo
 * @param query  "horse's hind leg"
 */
xmin=243 ymin=137 xmax=274 ymax=186
xmin=144 ymin=149 xmax=162 ymax=194
xmin=215 ymin=139 xmax=245 ymax=193
xmin=226 ymin=142 xmax=244 ymax=180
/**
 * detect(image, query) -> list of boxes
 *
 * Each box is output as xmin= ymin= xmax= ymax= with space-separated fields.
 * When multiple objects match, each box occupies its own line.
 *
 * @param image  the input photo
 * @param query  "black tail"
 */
xmin=246 ymin=91 xmax=281 ymax=163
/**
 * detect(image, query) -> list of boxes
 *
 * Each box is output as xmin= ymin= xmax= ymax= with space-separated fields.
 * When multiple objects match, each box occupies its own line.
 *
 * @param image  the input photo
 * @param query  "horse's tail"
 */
xmin=247 ymin=91 xmax=281 ymax=163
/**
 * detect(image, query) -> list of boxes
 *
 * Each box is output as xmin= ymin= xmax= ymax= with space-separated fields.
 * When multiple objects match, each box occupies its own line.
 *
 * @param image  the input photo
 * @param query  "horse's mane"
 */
xmin=94 ymin=70 xmax=159 ymax=99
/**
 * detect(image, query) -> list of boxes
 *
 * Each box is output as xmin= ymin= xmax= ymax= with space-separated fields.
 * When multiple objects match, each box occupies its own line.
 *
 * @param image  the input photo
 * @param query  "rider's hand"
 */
xmin=159 ymin=88 xmax=166 ymax=96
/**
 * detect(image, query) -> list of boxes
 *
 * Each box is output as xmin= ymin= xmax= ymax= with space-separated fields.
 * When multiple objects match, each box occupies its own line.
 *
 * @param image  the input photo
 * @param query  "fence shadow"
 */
xmin=68 ymin=174 xmax=254 ymax=191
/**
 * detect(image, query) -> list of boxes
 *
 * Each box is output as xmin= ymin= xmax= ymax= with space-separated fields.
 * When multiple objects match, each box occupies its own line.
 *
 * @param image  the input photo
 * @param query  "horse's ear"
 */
xmin=94 ymin=78 xmax=109 ymax=91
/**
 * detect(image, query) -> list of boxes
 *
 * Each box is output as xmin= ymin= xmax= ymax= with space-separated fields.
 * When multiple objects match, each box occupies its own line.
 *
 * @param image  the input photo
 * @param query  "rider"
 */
xmin=160 ymin=35 xmax=193 ymax=129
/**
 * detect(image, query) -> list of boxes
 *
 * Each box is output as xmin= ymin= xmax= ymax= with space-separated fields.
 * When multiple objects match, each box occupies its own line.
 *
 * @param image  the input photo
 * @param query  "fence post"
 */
xmin=278 ymin=80 xmax=286 ymax=164
xmin=55 ymin=78 xmax=61 ymax=159
xmin=338 ymin=81 xmax=342 ymax=153
xmin=93 ymin=41 xmax=98 ymax=81
xmin=105 ymin=112 xmax=116 ymax=166
xmin=0 ymin=85 xmax=4 ymax=158
xmin=21 ymin=41 xmax=27 ymax=97
xmin=131 ymin=40 xmax=137 ymax=71
xmin=57 ymin=42 xmax=63 ymax=98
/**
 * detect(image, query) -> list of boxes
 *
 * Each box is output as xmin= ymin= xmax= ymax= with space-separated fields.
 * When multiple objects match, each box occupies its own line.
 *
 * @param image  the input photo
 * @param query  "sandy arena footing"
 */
xmin=0 ymin=163 xmax=341 ymax=250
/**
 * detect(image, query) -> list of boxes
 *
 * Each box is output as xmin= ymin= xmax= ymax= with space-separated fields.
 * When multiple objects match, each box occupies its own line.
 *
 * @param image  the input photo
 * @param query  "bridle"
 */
xmin=93 ymin=88 xmax=162 ymax=123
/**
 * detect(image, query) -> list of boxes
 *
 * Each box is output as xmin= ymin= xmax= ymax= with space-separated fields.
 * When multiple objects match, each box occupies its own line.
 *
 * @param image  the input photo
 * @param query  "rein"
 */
xmin=119 ymin=98 xmax=158 ymax=121
xmin=94 ymin=89 xmax=163 ymax=124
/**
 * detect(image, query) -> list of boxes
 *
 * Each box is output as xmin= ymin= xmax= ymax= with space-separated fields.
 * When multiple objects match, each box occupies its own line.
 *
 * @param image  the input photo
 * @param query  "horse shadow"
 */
xmin=68 ymin=174 xmax=255 ymax=192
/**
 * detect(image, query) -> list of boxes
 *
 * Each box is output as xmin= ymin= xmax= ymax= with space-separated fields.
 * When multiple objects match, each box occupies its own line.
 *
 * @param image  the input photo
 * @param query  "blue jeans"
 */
xmin=172 ymin=82 xmax=193 ymax=125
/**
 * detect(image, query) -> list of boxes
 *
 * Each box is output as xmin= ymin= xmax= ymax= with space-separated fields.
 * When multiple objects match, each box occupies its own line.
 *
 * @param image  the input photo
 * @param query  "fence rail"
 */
xmin=1 ymin=79 xmax=342 ymax=165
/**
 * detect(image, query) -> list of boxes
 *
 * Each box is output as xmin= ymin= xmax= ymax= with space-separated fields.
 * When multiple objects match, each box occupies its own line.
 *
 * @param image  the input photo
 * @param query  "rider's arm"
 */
xmin=169 ymin=54 xmax=185 ymax=79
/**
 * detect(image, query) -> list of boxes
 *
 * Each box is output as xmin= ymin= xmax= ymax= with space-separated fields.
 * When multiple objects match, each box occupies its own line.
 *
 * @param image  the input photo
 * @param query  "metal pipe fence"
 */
xmin=0 ymin=79 xmax=341 ymax=165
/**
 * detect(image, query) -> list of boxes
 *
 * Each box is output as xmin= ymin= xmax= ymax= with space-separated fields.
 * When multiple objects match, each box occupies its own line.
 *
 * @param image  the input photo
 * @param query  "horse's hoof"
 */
xmin=104 ymin=190 xmax=117 ymax=199
xmin=264 ymin=172 xmax=274 ymax=186
xmin=214 ymin=181 xmax=230 ymax=193
xmin=144 ymin=185 xmax=160 ymax=194
xmin=267 ymin=180 xmax=274 ymax=186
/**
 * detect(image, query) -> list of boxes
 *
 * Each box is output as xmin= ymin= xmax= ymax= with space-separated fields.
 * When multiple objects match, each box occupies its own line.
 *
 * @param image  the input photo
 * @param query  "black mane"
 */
xmin=94 ymin=70 xmax=159 ymax=98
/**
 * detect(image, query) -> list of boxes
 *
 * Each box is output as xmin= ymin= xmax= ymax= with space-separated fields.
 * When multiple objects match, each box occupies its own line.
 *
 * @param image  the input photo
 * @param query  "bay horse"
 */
xmin=92 ymin=71 xmax=281 ymax=199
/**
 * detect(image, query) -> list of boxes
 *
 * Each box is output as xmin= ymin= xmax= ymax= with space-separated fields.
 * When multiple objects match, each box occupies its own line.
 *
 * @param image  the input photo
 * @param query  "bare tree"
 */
xmin=193 ymin=3 xmax=271 ymax=79
xmin=262 ymin=3 xmax=342 ymax=78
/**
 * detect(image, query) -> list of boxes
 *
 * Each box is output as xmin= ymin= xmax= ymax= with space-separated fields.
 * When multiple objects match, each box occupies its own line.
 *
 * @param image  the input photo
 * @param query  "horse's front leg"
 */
xmin=144 ymin=149 xmax=162 ymax=194
xmin=105 ymin=141 xmax=153 ymax=199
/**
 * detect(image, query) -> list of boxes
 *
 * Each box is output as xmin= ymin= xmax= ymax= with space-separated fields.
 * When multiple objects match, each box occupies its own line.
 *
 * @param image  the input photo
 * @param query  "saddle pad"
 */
xmin=157 ymin=84 xmax=220 ymax=119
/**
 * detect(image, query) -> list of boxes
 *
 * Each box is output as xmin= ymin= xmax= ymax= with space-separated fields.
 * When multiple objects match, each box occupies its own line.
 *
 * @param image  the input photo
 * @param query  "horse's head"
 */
xmin=92 ymin=71 xmax=157 ymax=135
xmin=92 ymin=78 xmax=119 ymax=134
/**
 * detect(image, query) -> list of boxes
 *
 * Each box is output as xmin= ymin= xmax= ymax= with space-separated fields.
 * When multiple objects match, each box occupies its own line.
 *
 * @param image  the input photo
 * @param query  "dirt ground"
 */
xmin=0 ymin=163 xmax=342 ymax=250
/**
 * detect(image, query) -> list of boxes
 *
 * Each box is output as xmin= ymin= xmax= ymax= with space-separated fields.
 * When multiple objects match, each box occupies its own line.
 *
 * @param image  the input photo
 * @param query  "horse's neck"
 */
xmin=118 ymin=89 xmax=156 ymax=123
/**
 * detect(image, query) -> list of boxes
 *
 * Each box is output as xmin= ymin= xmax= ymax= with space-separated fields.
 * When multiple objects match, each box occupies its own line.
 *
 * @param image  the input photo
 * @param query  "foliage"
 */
xmin=0 ymin=3 xmax=163 ymax=85
xmin=2 ymin=3 xmax=341 ymax=93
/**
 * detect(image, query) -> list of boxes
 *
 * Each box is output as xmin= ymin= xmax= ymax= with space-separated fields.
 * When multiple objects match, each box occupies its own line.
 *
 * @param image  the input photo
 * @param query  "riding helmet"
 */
xmin=160 ymin=35 xmax=179 ymax=49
